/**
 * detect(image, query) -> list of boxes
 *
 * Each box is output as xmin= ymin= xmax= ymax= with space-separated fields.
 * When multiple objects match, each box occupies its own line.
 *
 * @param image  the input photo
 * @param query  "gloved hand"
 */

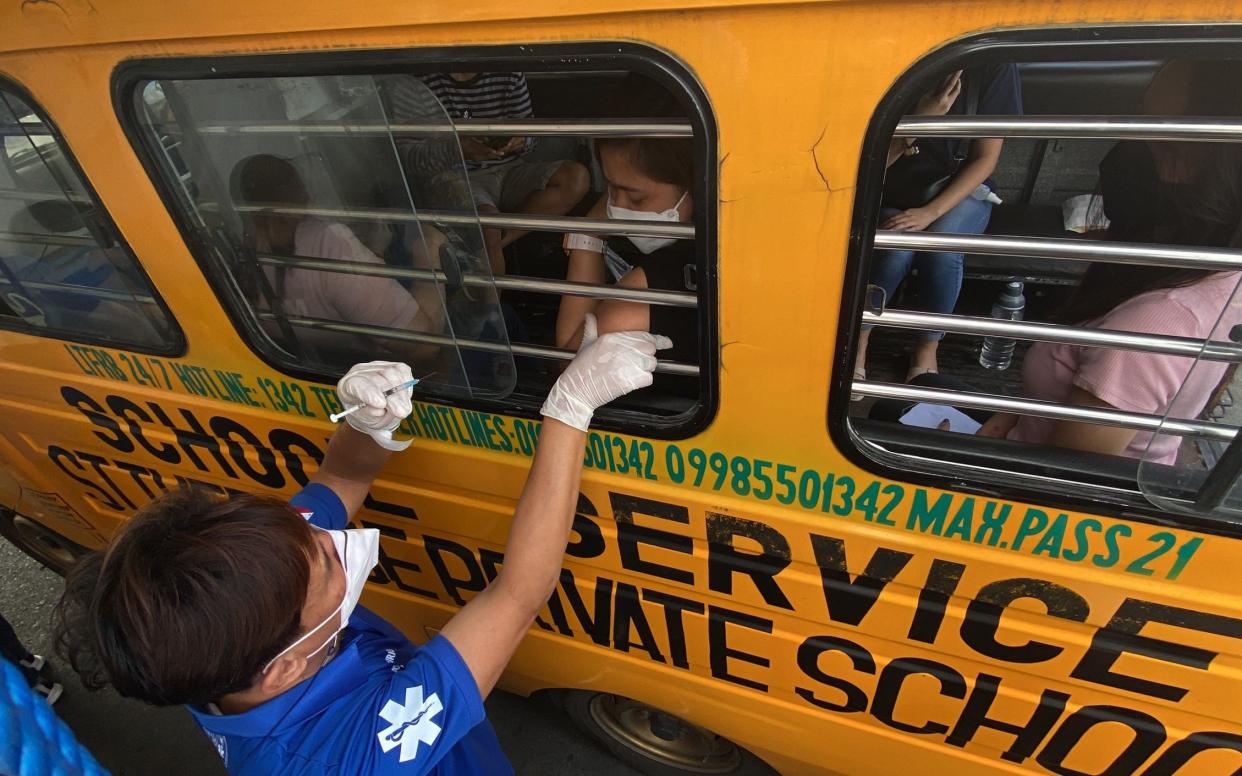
xmin=336 ymin=361 xmax=415 ymax=451
xmin=541 ymin=314 xmax=672 ymax=432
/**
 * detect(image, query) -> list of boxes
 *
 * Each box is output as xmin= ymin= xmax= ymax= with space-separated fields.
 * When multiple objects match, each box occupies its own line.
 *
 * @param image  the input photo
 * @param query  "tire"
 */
xmin=0 ymin=509 xmax=89 ymax=576
xmin=552 ymin=689 xmax=780 ymax=776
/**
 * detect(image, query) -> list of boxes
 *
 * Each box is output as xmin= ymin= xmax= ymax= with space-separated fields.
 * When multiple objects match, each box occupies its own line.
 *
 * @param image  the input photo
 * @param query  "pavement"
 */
xmin=0 ymin=539 xmax=642 ymax=776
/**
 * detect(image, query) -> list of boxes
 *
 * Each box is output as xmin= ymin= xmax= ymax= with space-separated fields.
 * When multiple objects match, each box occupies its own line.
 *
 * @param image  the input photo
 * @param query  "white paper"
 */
xmin=898 ymin=403 xmax=982 ymax=434
xmin=1062 ymin=193 xmax=1110 ymax=234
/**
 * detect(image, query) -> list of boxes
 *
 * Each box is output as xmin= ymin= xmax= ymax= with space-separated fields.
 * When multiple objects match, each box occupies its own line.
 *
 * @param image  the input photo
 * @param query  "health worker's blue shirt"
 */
xmin=189 ymin=484 xmax=513 ymax=776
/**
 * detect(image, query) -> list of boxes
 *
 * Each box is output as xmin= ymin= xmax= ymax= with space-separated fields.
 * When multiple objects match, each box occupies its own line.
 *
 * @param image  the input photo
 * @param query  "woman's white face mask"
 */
xmin=262 ymin=527 xmax=380 ymax=673
xmin=606 ymin=191 xmax=688 ymax=254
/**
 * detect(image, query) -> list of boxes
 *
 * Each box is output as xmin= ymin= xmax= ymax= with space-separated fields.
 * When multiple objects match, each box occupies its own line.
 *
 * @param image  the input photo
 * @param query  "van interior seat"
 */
xmin=962 ymin=61 xmax=1161 ymax=285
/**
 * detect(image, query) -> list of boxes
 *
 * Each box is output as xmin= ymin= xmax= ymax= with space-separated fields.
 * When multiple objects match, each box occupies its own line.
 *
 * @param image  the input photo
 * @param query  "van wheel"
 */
xmin=553 ymin=690 xmax=778 ymax=776
xmin=0 ymin=510 xmax=87 ymax=575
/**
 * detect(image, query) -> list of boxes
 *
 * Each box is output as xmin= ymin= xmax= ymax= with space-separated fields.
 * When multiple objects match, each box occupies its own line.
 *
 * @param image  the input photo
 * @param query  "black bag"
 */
xmin=882 ymin=73 xmax=979 ymax=210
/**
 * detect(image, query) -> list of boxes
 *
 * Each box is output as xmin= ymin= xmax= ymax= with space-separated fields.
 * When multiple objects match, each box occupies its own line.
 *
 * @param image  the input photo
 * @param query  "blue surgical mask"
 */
xmin=606 ymin=191 xmax=688 ymax=254
xmin=263 ymin=527 xmax=379 ymax=672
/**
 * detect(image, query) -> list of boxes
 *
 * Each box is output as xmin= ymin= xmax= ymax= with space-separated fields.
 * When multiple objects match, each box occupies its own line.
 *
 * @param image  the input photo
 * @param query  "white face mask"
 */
xmin=606 ymin=191 xmax=687 ymax=254
xmin=262 ymin=527 xmax=380 ymax=673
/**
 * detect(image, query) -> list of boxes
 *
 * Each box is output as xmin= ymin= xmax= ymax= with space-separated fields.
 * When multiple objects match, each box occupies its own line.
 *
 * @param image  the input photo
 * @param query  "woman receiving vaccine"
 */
xmin=556 ymin=80 xmax=697 ymax=395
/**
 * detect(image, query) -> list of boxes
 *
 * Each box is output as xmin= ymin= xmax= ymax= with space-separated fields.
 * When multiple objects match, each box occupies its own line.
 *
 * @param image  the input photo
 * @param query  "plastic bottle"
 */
xmin=979 ymin=281 xmax=1025 ymax=370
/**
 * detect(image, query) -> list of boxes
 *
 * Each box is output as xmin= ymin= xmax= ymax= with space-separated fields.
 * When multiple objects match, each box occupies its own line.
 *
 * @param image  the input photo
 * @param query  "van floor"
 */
xmin=859 ymin=328 xmax=1030 ymax=395
xmin=850 ymin=278 xmax=1066 ymax=416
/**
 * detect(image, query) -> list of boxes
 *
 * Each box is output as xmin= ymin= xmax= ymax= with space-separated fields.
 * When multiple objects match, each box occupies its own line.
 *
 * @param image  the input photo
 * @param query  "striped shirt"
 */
xmin=383 ymin=72 xmax=534 ymax=170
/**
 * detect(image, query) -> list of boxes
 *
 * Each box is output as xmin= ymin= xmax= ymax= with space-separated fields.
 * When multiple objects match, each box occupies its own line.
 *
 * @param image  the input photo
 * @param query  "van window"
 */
xmin=122 ymin=51 xmax=713 ymax=434
xmin=843 ymin=51 xmax=1242 ymax=524
xmin=1140 ymin=277 xmax=1242 ymax=519
xmin=0 ymin=85 xmax=180 ymax=353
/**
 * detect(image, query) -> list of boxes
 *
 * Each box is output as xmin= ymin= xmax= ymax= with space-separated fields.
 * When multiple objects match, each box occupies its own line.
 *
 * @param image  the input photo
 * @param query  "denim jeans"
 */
xmin=868 ymin=193 xmax=993 ymax=341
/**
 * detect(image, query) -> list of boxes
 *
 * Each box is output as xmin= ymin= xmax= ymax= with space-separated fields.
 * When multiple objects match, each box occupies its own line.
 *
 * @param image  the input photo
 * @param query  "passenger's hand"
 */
xmin=541 ymin=314 xmax=672 ymax=432
xmin=337 ymin=361 xmax=416 ymax=451
xmin=461 ymin=138 xmax=505 ymax=162
xmin=977 ymin=413 xmax=1018 ymax=438
xmin=497 ymin=137 xmax=526 ymax=156
xmin=881 ymin=207 xmax=938 ymax=231
xmin=913 ymin=70 xmax=962 ymax=117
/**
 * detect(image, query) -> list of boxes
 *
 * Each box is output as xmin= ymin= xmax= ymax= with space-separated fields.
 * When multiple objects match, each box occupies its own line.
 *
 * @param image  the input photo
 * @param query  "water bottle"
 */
xmin=979 ymin=281 xmax=1025 ymax=370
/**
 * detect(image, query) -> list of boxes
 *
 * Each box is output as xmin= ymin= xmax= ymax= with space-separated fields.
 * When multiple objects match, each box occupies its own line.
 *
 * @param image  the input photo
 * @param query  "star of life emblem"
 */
xmin=206 ymin=731 xmax=228 ymax=762
xmin=377 ymin=685 xmax=443 ymax=763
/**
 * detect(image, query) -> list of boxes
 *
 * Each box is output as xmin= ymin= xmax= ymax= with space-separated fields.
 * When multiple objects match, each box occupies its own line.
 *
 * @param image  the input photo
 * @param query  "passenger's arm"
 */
xmin=406 ymin=226 xmax=448 ymax=337
xmin=886 ymin=71 xmax=963 ymax=169
xmin=311 ymin=361 xmax=416 ymax=517
xmin=561 ymin=267 xmax=650 ymax=349
xmin=976 ymin=412 xmax=1018 ymax=438
xmin=881 ymin=137 xmax=1003 ymax=232
xmin=1046 ymin=386 xmax=1138 ymax=456
xmin=441 ymin=317 xmax=668 ymax=697
xmin=555 ymin=196 xmax=608 ymax=348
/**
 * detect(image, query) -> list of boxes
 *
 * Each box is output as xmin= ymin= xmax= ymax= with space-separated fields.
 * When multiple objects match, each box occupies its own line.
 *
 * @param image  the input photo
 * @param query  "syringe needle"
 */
xmin=329 ymin=373 xmax=434 ymax=423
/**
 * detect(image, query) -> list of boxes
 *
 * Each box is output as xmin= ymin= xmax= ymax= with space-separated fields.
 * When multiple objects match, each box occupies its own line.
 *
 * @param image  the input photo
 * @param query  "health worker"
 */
xmin=53 ymin=315 xmax=670 ymax=775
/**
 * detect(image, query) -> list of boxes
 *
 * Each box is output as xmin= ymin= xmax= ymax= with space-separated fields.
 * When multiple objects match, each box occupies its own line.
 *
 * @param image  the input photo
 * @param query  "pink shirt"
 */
xmin=1009 ymin=271 xmax=1242 ymax=464
xmin=268 ymin=220 xmax=420 ymax=329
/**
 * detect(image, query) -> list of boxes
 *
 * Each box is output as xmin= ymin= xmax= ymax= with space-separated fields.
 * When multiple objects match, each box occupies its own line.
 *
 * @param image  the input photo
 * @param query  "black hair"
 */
xmin=596 ymin=74 xmax=694 ymax=189
xmin=230 ymin=154 xmax=309 ymax=208
xmin=54 ymin=487 xmax=316 ymax=706
xmin=1059 ymin=60 xmax=1242 ymax=324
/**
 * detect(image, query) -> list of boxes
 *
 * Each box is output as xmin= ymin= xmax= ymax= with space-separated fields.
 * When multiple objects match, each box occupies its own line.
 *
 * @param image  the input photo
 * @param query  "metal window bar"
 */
xmin=0 ymin=230 xmax=97 ymax=248
xmin=222 ymin=203 xmax=696 ymax=241
xmin=0 ymin=123 xmax=50 ymax=137
xmin=257 ymin=312 xmax=701 ymax=377
xmin=181 ymin=119 xmax=693 ymax=138
xmin=0 ymin=277 xmax=156 ymax=305
xmin=863 ymin=309 xmax=1242 ymax=362
xmin=894 ymin=115 xmax=1242 ymax=142
xmin=852 ymin=380 xmax=1235 ymax=442
xmin=152 ymin=80 xmax=308 ymax=358
xmin=873 ymin=231 xmax=1242 ymax=273
xmin=253 ymin=253 xmax=698 ymax=308
xmin=0 ymin=189 xmax=90 ymax=205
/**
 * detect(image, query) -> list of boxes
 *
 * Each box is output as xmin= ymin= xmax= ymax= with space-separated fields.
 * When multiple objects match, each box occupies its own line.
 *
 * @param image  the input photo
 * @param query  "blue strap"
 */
xmin=0 ymin=658 xmax=108 ymax=776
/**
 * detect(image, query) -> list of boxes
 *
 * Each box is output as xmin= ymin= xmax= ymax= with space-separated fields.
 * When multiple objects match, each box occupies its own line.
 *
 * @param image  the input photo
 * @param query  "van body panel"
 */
xmin=3 ymin=4 xmax=1242 ymax=774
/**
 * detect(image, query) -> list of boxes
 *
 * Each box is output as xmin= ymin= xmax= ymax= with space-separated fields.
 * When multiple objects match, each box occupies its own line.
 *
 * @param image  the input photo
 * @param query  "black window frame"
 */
xmin=0 ymin=77 xmax=184 ymax=357
xmin=834 ymin=24 xmax=1242 ymax=538
xmin=112 ymin=42 xmax=718 ymax=440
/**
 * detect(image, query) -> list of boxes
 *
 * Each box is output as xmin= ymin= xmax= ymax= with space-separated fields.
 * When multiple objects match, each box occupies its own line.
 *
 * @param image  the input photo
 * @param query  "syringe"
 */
xmin=329 ymin=374 xmax=432 ymax=423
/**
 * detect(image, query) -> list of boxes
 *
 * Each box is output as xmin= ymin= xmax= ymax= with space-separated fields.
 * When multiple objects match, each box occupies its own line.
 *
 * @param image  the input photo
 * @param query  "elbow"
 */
xmin=495 ymin=569 xmax=558 ymax=618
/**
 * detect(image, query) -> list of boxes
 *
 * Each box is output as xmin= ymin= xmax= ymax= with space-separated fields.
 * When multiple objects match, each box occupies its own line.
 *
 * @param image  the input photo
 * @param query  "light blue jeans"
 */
xmin=868 ymin=193 xmax=993 ymax=341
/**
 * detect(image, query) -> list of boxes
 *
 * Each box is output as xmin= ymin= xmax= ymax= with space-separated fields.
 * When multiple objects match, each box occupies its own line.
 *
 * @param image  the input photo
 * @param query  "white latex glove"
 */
xmin=541 ymin=314 xmax=672 ymax=432
xmin=336 ymin=361 xmax=415 ymax=451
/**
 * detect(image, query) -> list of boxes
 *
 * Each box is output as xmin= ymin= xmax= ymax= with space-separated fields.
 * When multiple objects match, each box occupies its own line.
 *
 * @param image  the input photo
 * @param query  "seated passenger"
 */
xmin=383 ymin=72 xmax=590 ymax=275
xmin=856 ymin=65 xmax=1022 ymax=386
xmin=555 ymin=81 xmax=696 ymax=395
xmin=974 ymin=61 xmax=1242 ymax=462
xmin=232 ymin=154 xmax=445 ymax=345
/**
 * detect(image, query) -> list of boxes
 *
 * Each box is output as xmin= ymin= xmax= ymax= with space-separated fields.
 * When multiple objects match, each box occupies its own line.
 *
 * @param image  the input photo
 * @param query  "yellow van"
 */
xmin=4 ymin=2 xmax=1242 ymax=774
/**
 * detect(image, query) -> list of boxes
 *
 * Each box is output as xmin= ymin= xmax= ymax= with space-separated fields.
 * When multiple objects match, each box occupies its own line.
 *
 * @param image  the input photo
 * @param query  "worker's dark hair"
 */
xmin=53 ymin=486 xmax=315 ymax=706
xmin=596 ymin=74 xmax=694 ymax=190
